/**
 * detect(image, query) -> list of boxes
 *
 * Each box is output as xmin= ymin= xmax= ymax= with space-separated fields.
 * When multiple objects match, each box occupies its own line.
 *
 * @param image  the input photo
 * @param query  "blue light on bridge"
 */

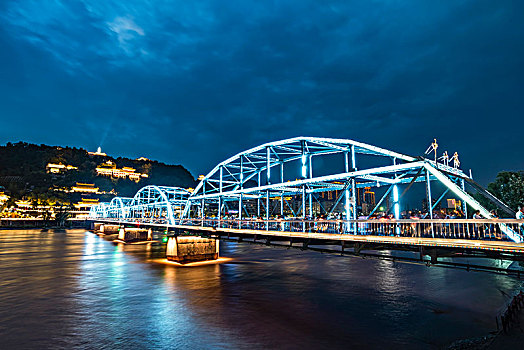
xmin=393 ymin=185 xmax=400 ymax=219
xmin=301 ymin=154 xmax=307 ymax=178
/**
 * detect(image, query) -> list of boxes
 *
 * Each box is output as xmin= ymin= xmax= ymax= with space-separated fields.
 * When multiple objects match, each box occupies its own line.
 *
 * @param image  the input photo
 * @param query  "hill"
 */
xmin=0 ymin=142 xmax=196 ymax=205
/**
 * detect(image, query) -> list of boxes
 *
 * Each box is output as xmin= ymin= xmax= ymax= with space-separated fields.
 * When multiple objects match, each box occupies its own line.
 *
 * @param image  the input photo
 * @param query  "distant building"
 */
xmin=96 ymin=160 xmax=148 ymax=182
xmin=316 ymin=184 xmax=377 ymax=216
xmin=46 ymin=163 xmax=78 ymax=174
xmin=361 ymin=187 xmax=376 ymax=215
xmin=95 ymin=160 xmax=116 ymax=176
xmin=446 ymin=198 xmax=462 ymax=210
xmin=73 ymin=198 xmax=99 ymax=211
xmin=0 ymin=192 xmax=9 ymax=205
xmin=88 ymin=147 xmax=107 ymax=157
xmin=71 ymin=183 xmax=100 ymax=194
xmin=136 ymin=157 xmax=150 ymax=161
xmin=15 ymin=200 xmax=33 ymax=209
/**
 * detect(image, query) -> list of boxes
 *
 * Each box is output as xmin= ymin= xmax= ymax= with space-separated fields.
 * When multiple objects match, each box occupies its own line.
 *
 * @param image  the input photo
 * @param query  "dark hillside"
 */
xmin=0 ymin=142 xmax=196 ymax=202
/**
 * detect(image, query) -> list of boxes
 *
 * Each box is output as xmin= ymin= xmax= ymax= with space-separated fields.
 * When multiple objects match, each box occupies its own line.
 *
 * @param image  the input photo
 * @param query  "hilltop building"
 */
xmin=88 ymin=147 xmax=107 ymax=157
xmin=46 ymin=163 xmax=78 ymax=174
xmin=71 ymin=183 xmax=100 ymax=194
xmin=15 ymin=200 xmax=34 ymax=209
xmin=73 ymin=198 xmax=99 ymax=212
xmin=96 ymin=160 xmax=148 ymax=182
xmin=0 ymin=192 xmax=9 ymax=205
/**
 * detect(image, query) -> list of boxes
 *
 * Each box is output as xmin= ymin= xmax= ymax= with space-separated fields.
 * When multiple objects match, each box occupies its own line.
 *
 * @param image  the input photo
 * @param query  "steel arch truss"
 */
xmin=90 ymin=185 xmax=191 ymax=226
xmin=89 ymin=137 xmax=520 ymax=243
xmin=183 ymin=137 xmax=519 ymax=242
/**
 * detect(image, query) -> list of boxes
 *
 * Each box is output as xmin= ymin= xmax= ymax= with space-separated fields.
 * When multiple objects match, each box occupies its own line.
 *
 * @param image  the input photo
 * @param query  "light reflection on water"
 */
xmin=0 ymin=229 xmax=521 ymax=349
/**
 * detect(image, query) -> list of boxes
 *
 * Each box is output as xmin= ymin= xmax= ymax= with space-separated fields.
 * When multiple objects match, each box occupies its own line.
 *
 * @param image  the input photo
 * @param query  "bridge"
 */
xmin=89 ymin=137 xmax=524 ymax=273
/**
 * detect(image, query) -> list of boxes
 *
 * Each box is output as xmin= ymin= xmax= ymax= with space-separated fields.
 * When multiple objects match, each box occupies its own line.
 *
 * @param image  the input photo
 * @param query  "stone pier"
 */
xmin=117 ymin=228 xmax=152 ymax=242
xmin=166 ymin=236 xmax=219 ymax=263
xmin=99 ymin=224 xmax=120 ymax=234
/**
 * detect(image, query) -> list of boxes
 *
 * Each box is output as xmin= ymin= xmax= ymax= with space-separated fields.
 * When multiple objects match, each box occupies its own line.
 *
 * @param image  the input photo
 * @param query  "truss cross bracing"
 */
xmin=89 ymin=137 xmax=521 ymax=243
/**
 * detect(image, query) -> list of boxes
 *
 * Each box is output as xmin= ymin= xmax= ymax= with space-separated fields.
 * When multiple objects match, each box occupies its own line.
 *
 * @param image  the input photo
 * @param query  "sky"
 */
xmin=0 ymin=0 xmax=523 ymax=185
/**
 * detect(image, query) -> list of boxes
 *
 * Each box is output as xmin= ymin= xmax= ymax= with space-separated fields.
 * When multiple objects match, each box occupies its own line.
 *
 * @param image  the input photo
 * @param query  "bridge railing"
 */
xmin=177 ymin=218 xmax=524 ymax=243
xmin=90 ymin=216 xmax=524 ymax=243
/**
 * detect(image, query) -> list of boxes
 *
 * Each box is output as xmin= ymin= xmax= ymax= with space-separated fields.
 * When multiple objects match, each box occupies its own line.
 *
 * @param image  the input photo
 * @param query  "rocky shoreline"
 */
xmin=448 ymin=288 xmax=524 ymax=349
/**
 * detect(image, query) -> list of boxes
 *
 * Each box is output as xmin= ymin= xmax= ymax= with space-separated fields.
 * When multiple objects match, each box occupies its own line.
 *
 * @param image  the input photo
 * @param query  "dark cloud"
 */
xmin=0 ymin=0 xmax=523 ymax=184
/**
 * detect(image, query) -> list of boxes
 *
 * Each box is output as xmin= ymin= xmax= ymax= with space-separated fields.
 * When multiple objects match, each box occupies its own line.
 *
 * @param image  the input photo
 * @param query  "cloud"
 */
xmin=0 ymin=0 xmax=523 ymax=184
xmin=107 ymin=16 xmax=145 ymax=56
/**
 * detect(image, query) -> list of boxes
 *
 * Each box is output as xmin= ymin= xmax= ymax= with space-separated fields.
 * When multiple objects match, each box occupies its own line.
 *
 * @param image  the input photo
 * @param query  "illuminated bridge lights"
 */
xmin=89 ymin=137 xmax=521 ymax=244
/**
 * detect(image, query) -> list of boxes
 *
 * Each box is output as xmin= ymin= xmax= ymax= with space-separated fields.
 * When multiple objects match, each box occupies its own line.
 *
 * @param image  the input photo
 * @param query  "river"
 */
xmin=0 ymin=229 xmax=520 ymax=349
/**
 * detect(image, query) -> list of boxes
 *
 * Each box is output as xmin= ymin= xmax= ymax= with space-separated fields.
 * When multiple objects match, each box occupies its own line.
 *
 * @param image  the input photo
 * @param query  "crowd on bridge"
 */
xmin=203 ymin=207 xmax=520 ymax=241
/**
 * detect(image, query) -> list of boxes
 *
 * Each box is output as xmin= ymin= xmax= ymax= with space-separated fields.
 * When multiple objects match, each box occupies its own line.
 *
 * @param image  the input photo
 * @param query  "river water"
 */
xmin=0 ymin=229 xmax=521 ymax=349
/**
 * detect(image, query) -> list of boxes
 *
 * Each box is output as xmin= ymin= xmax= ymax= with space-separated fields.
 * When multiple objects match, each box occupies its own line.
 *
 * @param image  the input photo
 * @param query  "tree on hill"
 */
xmin=0 ymin=142 xmax=196 ymax=201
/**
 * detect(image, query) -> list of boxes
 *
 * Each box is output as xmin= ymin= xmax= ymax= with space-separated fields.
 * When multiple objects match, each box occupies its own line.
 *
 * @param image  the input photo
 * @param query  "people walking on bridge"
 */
xmin=489 ymin=209 xmax=500 ymax=239
xmin=517 ymin=205 xmax=524 ymax=220
xmin=517 ymin=205 xmax=524 ymax=236
xmin=473 ymin=210 xmax=483 ymax=238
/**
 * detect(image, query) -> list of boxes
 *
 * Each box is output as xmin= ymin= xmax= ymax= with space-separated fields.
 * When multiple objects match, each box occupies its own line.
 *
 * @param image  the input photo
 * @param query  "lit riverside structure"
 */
xmin=89 ymin=137 xmax=524 ymax=271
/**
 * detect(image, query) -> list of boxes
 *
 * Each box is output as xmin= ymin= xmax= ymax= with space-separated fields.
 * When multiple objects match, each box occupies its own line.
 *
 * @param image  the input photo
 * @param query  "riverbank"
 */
xmin=448 ymin=334 xmax=496 ymax=349
xmin=487 ymin=305 xmax=524 ymax=349
xmin=447 ymin=288 xmax=524 ymax=349
xmin=0 ymin=219 xmax=90 ymax=229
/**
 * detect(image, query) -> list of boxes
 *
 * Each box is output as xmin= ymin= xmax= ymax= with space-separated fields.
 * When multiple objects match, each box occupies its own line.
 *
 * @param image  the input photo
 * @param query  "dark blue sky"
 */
xmin=0 ymin=1 xmax=523 ymax=184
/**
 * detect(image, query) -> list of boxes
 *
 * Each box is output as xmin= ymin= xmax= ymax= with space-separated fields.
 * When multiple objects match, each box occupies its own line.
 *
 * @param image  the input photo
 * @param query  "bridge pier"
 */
xmin=166 ymin=236 xmax=219 ymax=263
xmin=117 ymin=228 xmax=152 ymax=242
xmin=99 ymin=224 xmax=120 ymax=235
xmin=430 ymin=249 xmax=438 ymax=264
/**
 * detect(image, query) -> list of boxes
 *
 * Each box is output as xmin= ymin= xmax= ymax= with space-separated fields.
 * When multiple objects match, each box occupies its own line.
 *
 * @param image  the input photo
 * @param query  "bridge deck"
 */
xmin=174 ymin=225 xmax=524 ymax=254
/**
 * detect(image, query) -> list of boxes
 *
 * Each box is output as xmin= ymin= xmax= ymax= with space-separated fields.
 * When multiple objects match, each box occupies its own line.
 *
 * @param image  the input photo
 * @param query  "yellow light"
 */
xmin=149 ymin=257 xmax=233 ymax=267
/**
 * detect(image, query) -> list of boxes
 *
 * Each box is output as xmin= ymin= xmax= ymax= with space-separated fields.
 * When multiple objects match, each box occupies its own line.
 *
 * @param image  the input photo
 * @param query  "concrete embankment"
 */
xmin=1 ymin=219 xmax=89 ymax=229
xmin=487 ymin=291 xmax=524 ymax=349
xmin=448 ymin=290 xmax=524 ymax=349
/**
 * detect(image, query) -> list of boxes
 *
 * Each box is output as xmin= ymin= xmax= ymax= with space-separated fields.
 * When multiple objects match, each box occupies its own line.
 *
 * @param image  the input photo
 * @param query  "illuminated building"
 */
xmin=15 ymin=200 xmax=33 ymax=209
xmin=46 ymin=163 xmax=78 ymax=174
xmin=136 ymin=157 xmax=150 ymax=161
xmin=71 ymin=183 xmax=100 ymax=194
xmin=88 ymin=146 xmax=107 ymax=157
xmin=96 ymin=161 xmax=148 ymax=182
xmin=0 ymin=192 xmax=9 ymax=205
xmin=446 ymin=198 xmax=462 ymax=210
xmin=95 ymin=160 xmax=116 ymax=176
xmin=74 ymin=198 xmax=99 ymax=210
xmin=361 ymin=187 xmax=376 ymax=215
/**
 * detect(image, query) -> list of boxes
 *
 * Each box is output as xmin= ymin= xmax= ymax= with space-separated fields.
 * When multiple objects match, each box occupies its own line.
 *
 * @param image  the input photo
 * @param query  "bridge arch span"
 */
xmin=89 ymin=136 xmax=520 ymax=243
xmin=189 ymin=137 xmax=416 ymax=200
xmin=128 ymin=185 xmax=191 ymax=225
xmin=108 ymin=197 xmax=133 ymax=219
xmin=183 ymin=136 xmax=425 ymax=220
xmin=182 ymin=137 xmax=519 ymax=243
